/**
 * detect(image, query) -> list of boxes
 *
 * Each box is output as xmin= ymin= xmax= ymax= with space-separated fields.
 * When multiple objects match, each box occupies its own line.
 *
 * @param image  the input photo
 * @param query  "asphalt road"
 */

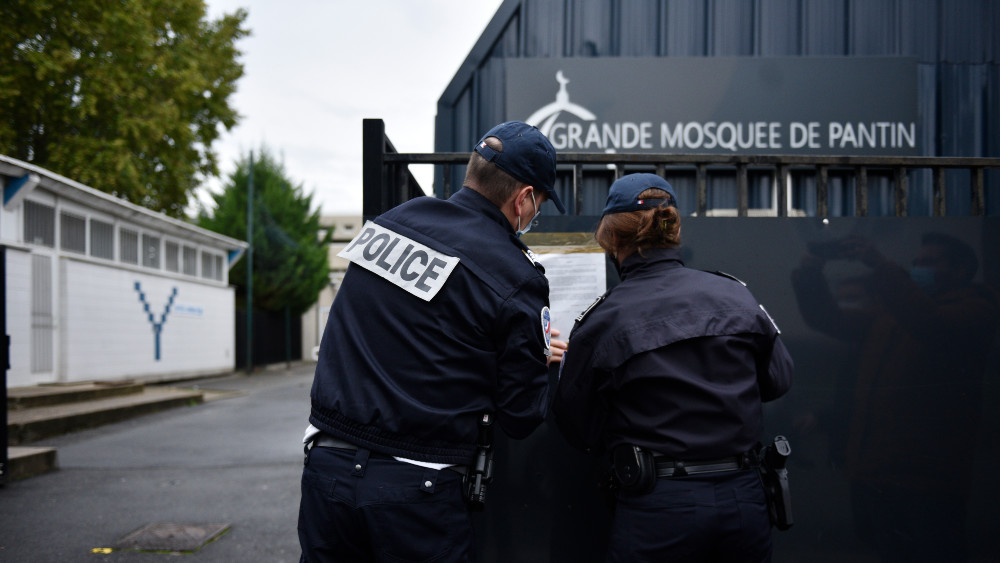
xmin=0 ymin=363 xmax=316 ymax=562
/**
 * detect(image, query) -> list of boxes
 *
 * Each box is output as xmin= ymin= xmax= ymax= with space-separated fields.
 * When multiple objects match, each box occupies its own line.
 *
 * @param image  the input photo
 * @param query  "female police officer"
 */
xmin=553 ymin=173 xmax=793 ymax=562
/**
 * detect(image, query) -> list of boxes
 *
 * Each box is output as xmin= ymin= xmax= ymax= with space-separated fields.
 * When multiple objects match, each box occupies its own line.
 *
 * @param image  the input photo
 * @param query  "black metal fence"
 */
xmin=235 ymin=308 xmax=301 ymax=370
xmin=364 ymin=119 xmax=1000 ymax=219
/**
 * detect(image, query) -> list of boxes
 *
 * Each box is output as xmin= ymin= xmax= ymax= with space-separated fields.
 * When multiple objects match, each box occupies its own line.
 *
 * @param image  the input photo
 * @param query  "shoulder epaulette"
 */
xmin=705 ymin=270 xmax=747 ymax=287
xmin=570 ymin=290 xmax=614 ymax=340
xmin=575 ymin=294 xmax=606 ymax=324
xmin=522 ymin=249 xmax=545 ymax=273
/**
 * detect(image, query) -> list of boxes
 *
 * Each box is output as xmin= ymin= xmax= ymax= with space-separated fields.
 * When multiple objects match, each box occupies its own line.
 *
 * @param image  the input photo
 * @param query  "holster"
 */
xmin=611 ymin=444 xmax=656 ymax=494
xmin=462 ymin=413 xmax=494 ymax=511
xmin=756 ymin=435 xmax=794 ymax=530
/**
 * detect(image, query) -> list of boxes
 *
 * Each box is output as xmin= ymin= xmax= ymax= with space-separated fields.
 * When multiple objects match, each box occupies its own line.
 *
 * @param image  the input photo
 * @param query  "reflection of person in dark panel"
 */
xmin=791 ymin=232 xmax=1000 ymax=562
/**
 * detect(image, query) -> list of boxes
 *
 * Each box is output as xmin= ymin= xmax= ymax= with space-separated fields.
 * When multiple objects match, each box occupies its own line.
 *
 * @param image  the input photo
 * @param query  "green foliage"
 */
xmin=0 ymin=0 xmax=248 ymax=217
xmin=199 ymin=148 xmax=332 ymax=316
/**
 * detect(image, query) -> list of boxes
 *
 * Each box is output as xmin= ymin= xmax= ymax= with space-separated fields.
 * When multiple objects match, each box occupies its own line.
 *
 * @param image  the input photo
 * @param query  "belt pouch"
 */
xmin=612 ymin=444 xmax=656 ymax=494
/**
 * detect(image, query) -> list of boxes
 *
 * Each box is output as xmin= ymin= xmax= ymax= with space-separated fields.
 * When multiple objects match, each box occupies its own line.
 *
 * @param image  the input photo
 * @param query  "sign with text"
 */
xmin=506 ymin=57 xmax=919 ymax=155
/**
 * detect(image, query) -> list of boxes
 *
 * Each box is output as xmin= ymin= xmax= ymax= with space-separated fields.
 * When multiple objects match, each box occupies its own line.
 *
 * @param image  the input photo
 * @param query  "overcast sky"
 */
xmin=199 ymin=0 xmax=504 ymax=216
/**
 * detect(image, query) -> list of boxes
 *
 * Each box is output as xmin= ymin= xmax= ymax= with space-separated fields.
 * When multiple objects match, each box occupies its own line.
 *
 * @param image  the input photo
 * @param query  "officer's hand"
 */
xmin=548 ymin=329 xmax=568 ymax=365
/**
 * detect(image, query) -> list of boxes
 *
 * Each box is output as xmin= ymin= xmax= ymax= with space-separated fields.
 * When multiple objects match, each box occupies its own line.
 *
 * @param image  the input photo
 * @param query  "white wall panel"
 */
xmin=60 ymin=258 xmax=235 ymax=382
xmin=1 ymin=205 xmax=22 ymax=242
xmin=5 ymin=248 xmax=42 ymax=387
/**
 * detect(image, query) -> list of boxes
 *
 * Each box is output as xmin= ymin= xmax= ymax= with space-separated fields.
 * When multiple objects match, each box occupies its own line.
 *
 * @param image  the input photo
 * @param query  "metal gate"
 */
xmin=362 ymin=118 xmax=1000 ymax=562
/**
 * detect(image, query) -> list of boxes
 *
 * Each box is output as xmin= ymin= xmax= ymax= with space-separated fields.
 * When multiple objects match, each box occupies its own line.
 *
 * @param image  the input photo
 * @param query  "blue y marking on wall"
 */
xmin=134 ymin=282 xmax=178 ymax=361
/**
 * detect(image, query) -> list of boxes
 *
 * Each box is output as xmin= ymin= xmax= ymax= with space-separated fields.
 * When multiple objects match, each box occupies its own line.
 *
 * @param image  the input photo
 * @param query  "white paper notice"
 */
xmin=533 ymin=252 xmax=607 ymax=336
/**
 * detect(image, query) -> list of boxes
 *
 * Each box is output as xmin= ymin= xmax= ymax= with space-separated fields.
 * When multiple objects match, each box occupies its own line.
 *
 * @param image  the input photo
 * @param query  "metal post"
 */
xmin=856 ymin=166 xmax=868 ymax=217
xmin=777 ymin=165 xmax=789 ymax=218
xmin=574 ymin=164 xmax=584 ymax=216
xmin=933 ymin=167 xmax=946 ymax=216
xmin=1 ymin=246 xmax=7 ymax=485
xmin=972 ymin=167 xmax=984 ymax=216
xmin=737 ymin=165 xmax=748 ymax=217
xmin=363 ymin=119 xmax=387 ymax=222
xmin=285 ymin=305 xmax=291 ymax=370
xmin=393 ymin=164 xmax=408 ymax=210
xmin=443 ymin=164 xmax=452 ymax=199
xmin=894 ymin=166 xmax=908 ymax=217
xmin=697 ymin=165 xmax=708 ymax=217
xmin=245 ymin=152 xmax=254 ymax=374
xmin=817 ymin=166 xmax=829 ymax=218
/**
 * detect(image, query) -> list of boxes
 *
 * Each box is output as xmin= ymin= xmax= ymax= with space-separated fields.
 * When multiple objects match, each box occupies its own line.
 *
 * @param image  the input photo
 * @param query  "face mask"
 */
xmin=909 ymin=266 xmax=939 ymax=294
xmin=516 ymin=191 xmax=540 ymax=238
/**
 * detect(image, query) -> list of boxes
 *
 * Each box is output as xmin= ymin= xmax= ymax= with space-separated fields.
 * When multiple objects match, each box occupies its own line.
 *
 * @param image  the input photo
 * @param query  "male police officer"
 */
xmin=298 ymin=121 xmax=565 ymax=562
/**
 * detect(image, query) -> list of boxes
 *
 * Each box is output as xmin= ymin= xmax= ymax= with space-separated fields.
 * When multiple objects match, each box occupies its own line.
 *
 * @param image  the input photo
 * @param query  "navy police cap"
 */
xmin=474 ymin=121 xmax=565 ymax=214
xmin=602 ymin=173 xmax=677 ymax=216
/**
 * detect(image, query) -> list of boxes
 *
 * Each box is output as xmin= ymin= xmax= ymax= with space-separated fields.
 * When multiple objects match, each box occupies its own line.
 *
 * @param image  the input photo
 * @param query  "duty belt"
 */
xmin=313 ymin=434 xmax=358 ymax=449
xmin=311 ymin=433 xmax=466 ymax=473
xmin=654 ymin=455 xmax=748 ymax=478
xmin=311 ymin=433 xmax=395 ymax=460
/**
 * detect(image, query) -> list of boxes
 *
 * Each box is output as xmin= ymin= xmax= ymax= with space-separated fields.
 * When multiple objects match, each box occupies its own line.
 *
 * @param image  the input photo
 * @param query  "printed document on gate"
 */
xmin=338 ymin=221 xmax=460 ymax=302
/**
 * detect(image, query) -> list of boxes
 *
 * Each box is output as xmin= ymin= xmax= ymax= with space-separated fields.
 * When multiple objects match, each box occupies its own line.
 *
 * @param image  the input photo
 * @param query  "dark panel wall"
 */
xmin=435 ymin=0 xmax=1000 ymax=215
xmin=473 ymin=216 xmax=1000 ymax=562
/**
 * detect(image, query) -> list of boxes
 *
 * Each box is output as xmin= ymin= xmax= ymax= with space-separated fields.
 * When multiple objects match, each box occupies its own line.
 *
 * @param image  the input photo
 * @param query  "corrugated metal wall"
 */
xmin=435 ymin=0 xmax=999 ymax=216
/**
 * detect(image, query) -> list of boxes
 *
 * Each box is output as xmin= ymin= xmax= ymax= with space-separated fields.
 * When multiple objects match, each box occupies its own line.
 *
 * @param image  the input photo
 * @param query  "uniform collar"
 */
xmin=450 ymin=187 xmax=524 ymax=246
xmin=619 ymin=247 xmax=684 ymax=280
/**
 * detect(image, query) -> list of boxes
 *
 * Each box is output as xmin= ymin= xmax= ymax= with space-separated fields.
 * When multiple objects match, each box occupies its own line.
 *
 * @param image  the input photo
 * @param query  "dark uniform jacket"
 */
xmin=309 ymin=188 xmax=552 ymax=465
xmin=553 ymin=247 xmax=793 ymax=459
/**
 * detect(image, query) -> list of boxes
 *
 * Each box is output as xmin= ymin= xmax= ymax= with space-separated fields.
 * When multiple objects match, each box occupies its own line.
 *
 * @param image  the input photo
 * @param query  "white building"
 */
xmin=1 ymin=155 xmax=248 ymax=388
xmin=300 ymin=215 xmax=361 ymax=361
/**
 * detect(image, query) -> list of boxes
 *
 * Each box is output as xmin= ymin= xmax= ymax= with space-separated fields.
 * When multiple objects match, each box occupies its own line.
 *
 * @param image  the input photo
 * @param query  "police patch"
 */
xmin=541 ymin=306 xmax=552 ymax=356
xmin=337 ymin=221 xmax=460 ymax=302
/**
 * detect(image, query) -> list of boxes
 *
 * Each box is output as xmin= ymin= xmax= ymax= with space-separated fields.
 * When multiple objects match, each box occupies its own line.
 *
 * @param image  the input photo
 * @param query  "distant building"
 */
xmin=300 ymin=215 xmax=361 ymax=361
xmin=1 ymin=155 xmax=248 ymax=388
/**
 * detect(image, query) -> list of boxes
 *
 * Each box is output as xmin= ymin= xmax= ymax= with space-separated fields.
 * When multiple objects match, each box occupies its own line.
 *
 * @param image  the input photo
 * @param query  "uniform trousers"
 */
xmin=298 ymin=444 xmax=473 ymax=563
xmin=607 ymin=469 xmax=772 ymax=563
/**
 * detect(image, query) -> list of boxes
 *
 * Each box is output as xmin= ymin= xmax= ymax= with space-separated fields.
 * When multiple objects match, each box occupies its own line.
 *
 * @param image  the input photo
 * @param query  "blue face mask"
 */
xmin=516 ymin=191 xmax=540 ymax=238
xmin=909 ymin=266 xmax=939 ymax=294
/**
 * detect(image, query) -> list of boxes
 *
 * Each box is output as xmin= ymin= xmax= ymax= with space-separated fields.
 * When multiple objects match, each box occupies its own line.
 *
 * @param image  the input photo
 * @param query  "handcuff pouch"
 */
xmin=612 ymin=444 xmax=656 ymax=494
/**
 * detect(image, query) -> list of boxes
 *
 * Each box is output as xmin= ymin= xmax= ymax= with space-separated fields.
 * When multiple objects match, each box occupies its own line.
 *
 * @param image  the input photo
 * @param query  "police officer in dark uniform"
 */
xmin=553 ymin=173 xmax=793 ymax=562
xmin=298 ymin=121 xmax=566 ymax=563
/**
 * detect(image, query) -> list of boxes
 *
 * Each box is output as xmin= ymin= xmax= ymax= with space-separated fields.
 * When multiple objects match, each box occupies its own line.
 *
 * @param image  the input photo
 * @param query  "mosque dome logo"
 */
xmin=525 ymin=71 xmax=596 ymax=137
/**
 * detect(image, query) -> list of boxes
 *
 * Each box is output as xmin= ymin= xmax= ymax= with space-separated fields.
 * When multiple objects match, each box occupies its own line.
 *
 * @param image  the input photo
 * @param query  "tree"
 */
xmin=0 ymin=0 xmax=248 ymax=217
xmin=199 ymin=147 xmax=331 ymax=316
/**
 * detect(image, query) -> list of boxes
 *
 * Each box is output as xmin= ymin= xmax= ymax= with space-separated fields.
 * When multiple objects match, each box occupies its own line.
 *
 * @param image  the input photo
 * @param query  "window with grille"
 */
xmin=90 ymin=219 xmax=114 ymax=259
xmin=24 ymin=200 xmax=55 ymax=247
xmin=60 ymin=212 xmax=86 ymax=254
xmin=182 ymin=246 xmax=197 ymax=275
xmin=120 ymin=228 xmax=139 ymax=264
xmin=142 ymin=234 xmax=160 ymax=269
xmin=201 ymin=251 xmax=215 ymax=279
xmin=165 ymin=241 xmax=179 ymax=272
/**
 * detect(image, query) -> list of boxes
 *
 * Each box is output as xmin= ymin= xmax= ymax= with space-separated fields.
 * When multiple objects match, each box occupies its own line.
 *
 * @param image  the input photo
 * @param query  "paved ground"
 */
xmin=0 ymin=363 xmax=316 ymax=562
